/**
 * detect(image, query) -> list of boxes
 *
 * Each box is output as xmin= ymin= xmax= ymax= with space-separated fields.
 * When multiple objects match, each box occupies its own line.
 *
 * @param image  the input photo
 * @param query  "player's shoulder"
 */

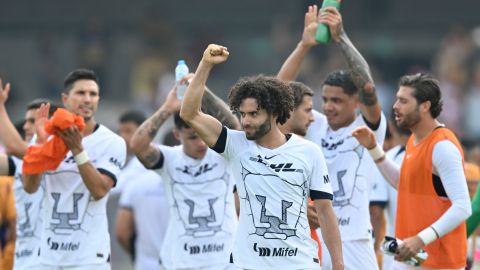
xmin=96 ymin=124 xmax=125 ymax=145
xmin=290 ymin=134 xmax=322 ymax=152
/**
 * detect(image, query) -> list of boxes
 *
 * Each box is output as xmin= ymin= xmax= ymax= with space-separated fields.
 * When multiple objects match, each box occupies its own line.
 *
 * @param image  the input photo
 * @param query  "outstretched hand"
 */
xmin=302 ymin=5 xmax=320 ymax=47
xmin=202 ymin=44 xmax=229 ymax=66
xmin=0 ymin=78 xmax=11 ymax=105
xmin=351 ymin=126 xmax=377 ymax=149
xmin=34 ymin=103 xmax=51 ymax=145
xmin=318 ymin=6 xmax=344 ymax=42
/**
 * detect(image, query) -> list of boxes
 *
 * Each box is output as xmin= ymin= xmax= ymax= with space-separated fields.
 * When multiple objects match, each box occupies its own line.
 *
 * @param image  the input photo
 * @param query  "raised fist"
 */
xmin=202 ymin=44 xmax=229 ymax=65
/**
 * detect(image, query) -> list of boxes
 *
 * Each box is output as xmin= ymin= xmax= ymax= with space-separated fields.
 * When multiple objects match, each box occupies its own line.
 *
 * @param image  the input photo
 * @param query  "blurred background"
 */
xmin=1 ymin=0 xmax=479 ymax=268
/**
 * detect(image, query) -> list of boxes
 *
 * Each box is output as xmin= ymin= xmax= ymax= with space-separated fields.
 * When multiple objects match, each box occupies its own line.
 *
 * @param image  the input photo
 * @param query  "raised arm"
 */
xmin=321 ymin=8 xmax=381 ymax=124
xmin=180 ymin=44 xmax=229 ymax=147
xmin=0 ymin=79 xmax=28 ymax=157
xmin=277 ymin=5 xmax=320 ymax=81
xmin=202 ymin=87 xmax=240 ymax=130
xmin=130 ymin=86 xmax=181 ymax=168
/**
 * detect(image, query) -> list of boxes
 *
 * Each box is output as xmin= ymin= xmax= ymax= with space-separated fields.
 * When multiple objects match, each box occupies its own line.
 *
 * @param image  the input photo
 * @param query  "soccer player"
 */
xmin=352 ymin=73 xmax=471 ymax=269
xmin=115 ymin=110 xmax=170 ymax=270
xmin=180 ymin=44 xmax=343 ymax=270
xmin=130 ymin=81 xmax=239 ymax=270
xmin=0 ymin=79 xmax=58 ymax=270
xmin=22 ymin=69 xmax=127 ymax=270
xmin=277 ymin=6 xmax=386 ymax=269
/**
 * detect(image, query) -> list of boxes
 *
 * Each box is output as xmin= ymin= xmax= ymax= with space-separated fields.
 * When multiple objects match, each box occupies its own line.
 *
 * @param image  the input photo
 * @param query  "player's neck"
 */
xmin=411 ymin=118 xmax=441 ymax=145
xmin=256 ymin=126 xmax=287 ymax=149
xmin=82 ymin=118 xmax=97 ymax=137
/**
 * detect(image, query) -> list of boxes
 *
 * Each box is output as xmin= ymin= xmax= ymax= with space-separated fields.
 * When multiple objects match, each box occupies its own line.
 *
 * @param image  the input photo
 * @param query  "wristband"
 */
xmin=74 ymin=151 xmax=89 ymax=166
xmin=417 ymin=226 xmax=438 ymax=245
xmin=368 ymin=144 xmax=385 ymax=161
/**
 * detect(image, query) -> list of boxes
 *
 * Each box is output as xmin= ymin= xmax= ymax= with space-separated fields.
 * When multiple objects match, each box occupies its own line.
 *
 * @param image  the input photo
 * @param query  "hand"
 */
xmin=351 ymin=126 xmax=377 ymax=149
xmin=202 ymin=44 xmax=229 ymax=66
xmin=34 ymin=103 xmax=50 ymax=145
xmin=0 ymin=78 xmax=11 ymax=105
xmin=395 ymin=236 xmax=425 ymax=262
xmin=301 ymin=5 xmax=320 ymax=48
xmin=307 ymin=203 xmax=320 ymax=229
xmin=162 ymin=85 xmax=182 ymax=113
xmin=57 ymin=126 xmax=84 ymax=155
xmin=318 ymin=6 xmax=344 ymax=42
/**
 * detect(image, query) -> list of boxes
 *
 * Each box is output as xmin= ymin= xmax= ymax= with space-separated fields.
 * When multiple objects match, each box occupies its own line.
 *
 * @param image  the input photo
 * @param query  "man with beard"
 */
xmin=277 ymin=5 xmax=386 ymax=269
xmin=22 ymin=69 xmax=127 ymax=270
xmin=352 ymin=73 xmax=471 ymax=269
xmin=180 ymin=44 xmax=343 ymax=270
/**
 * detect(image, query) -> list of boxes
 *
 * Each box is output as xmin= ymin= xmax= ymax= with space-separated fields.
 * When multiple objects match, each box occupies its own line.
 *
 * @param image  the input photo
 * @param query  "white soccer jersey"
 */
xmin=154 ymin=145 xmax=236 ymax=269
xmin=370 ymin=145 xmax=404 ymax=270
xmin=306 ymin=112 xmax=387 ymax=241
xmin=215 ymin=127 xmax=332 ymax=270
xmin=119 ymin=157 xmax=170 ymax=270
xmin=9 ymin=156 xmax=44 ymax=270
xmin=36 ymin=124 xmax=126 ymax=266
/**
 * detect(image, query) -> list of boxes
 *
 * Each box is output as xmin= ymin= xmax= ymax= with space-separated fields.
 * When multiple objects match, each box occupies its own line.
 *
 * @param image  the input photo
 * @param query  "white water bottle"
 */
xmin=175 ymin=60 xmax=189 ymax=100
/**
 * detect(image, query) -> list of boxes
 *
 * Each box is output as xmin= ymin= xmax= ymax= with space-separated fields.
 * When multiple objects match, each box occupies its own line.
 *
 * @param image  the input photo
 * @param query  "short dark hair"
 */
xmin=228 ymin=75 xmax=293 ymax=125
xmin=26 ymin=99 xmax=59 ymax=117
xmin=399 ymin=73 xmax=443 ymax=118
xmin=63 ymin=69 xmax=98 ymax=93
xmin=323 ymin=70 xmax=358 ymax=96
xmin=119 ymin=110 xmax=146 ymax=126
xmin=289 ymin=82 xmax=313 ymax=109
xmin=174 ymin=111 xmax=190 ymax=129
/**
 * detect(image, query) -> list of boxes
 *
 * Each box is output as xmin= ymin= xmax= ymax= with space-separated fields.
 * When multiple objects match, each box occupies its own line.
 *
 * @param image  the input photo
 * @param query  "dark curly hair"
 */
xmin=399 ymin=73 xmax=443 ymax=118
xmin=228 ymin=75 xmax=294 ymax=125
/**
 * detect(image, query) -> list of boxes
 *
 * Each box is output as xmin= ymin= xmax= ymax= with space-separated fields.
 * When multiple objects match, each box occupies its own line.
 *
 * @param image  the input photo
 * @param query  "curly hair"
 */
xmin=228 ymin=75 xmax=294 ymax=125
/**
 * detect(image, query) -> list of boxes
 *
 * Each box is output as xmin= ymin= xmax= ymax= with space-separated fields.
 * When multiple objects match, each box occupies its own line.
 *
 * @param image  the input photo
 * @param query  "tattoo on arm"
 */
xmin=337 ymin=31 xmax=377 ymax=106
xmin=141 ymin=147 xmax=161 ymax=168
xmin=138 ymin=110 xmax=172 ymax=140
xmin=202 ymin=87 xmax=239 ymax=129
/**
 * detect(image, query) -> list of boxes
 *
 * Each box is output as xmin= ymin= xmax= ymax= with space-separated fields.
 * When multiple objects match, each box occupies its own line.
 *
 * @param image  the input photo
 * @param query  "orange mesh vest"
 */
xmin=396 ymin=127 xmax=466 ymax=268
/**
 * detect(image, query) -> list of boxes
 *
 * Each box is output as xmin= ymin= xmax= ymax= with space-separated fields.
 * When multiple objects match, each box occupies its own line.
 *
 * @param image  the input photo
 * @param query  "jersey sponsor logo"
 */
xmin=15 ymin=248 xmax=33 ymax=259
xmin=176 ymin=163 xmax=218 ymax=177
xmin=253 ymin=243 xmax=298 ymax=257
xmin=249 ymin=155 xmax=303 ymax=173
xmin=323 ymin=175 xmax=330 ymax=184
xmin=64 ymin=155 xmax=75 ymax=164
xmin=50 ymin=193 xmax=84 ymax=234
xmin=321 ymin=138 xmax=345 ymax=151
xmin=184 ymin=243 xmax=225 ymax=255
xmin=337 ymin=216 xmax=350 ymax=226
xmin=264 ymin=154 xmax=279 ymax=160
xmin=47 ymin=237 xmax=80 ymax=251
xmin=109 ymin=157 xmax=122 ymax=169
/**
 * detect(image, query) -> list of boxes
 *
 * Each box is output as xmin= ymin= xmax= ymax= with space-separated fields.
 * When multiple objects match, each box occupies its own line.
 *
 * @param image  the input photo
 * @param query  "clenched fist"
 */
xmin=202 ymin=44 xmax=229 ymax=65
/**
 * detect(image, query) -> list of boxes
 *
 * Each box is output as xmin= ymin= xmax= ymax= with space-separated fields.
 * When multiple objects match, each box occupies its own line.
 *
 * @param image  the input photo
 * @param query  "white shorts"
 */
xmin=390 ymin=260 xmax=463 ymax=270
xmin=37 ymin=263 xmax=111 ymax=270
xmin=321 ymin=239 xmax=379 ymax=270
xmin=162 ymin=263 xmax=237 ymax=270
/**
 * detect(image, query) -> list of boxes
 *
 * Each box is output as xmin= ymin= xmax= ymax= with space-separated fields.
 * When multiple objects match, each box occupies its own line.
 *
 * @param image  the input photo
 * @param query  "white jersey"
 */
xmin=9 ymin=156 xmax=44 ymax=270
xmin=35 ymin=124 xmax=126 ymax=266
xmin=370 ymin=145 xmax=404 ymax=270
xmin=306 ymin=111 xmax=387 ymax=241
xmin=215 ymin=127 xmax=332 ymax=270
xmin=154 ymin=145 xmax=236 ymax=269
xmin=119 ymin=157 xmax=169 ymax=270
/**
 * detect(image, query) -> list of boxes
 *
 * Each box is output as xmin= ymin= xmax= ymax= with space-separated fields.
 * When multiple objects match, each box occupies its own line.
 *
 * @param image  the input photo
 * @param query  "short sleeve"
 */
xmin=95 ymin=137 xmax=127 ymax=187
xmin=309 ymin=144 xmax=333 ymax=200
xmin=119 ymin=181 xmax=135 ymax=209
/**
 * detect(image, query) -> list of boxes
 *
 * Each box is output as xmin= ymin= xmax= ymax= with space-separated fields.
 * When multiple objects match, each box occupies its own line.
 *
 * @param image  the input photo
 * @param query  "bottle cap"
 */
xmin=178 ymin=60 xmax=186 ymax=65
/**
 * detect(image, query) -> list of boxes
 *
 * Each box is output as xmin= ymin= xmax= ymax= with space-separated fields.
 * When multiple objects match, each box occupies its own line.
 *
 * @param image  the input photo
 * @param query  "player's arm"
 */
xmin=321 ymin=8 xmax=381 ymax=124
xmin=369 ymin=204 xmax=386 ymax=256
xmin=116 ymin=207 xmax=135 ymax=257
xmin=0 ymin=79 xmax=28 ymax=157
xmin=56 ymin=127 xmax=116 ymax=200
xmin=352 ymin=126 xmax=401 ymax=187
xmin=314 ymin=199 xmax=344 ymax=270
xmin=0 ymin=154 xmax=12 ymax=176
xmin=180 ymin=44 xmax=229 ymax=147
xmin=202 ymin=87 xmax=240 ymax=130
xmin=130 ymin=86 xmax=181 ymax=169
xmin=277 ymin=5 xmax=320 ymax=81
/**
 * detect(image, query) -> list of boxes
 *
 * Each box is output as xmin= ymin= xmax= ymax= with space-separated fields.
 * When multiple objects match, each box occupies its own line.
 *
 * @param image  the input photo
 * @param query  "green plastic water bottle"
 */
xmin=315 ymin=0 xmax=341 ymax=44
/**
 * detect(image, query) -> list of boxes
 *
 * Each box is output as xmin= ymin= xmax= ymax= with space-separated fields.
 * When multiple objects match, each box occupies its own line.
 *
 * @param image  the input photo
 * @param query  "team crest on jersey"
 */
xmin=18 ymin=202 xmax=34 ymax=238
xmin=48 ymin=192 xmax=87 ymax=235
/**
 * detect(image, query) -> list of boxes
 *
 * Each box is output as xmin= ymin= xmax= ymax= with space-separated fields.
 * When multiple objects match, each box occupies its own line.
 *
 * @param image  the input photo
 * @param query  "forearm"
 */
xmin=202 ymin=87 xmax=240 ymax=130
xmin=0 ymin=105 xmax=28 ymax=157
xmin=375 ymin=158 xmax=400 ymax=188
xmin=78 ymin=163 xmax=113 ymax=200
xmin=22 ymin=173 xmax=42 ymax=193
xmin=316 ymin=200 xmax=344 ymax=268
xmin=277 ymin=41 xmax=312 ymax=81
xmin=131 ymin=106 xmax=173 ymax=153
xmin=180 ymin=60 xmax=213 ymax=122
xmin=369 ymin=205 xmax=385 ymax=250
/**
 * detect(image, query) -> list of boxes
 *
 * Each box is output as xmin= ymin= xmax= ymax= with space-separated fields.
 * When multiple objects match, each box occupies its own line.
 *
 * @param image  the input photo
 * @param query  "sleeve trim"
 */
xmin=98 ymin=168 xmax=117 ymax=187
xmin=211 ymin=126 xmax=227 ymax=153
xmin=310 ymin=190 xmax=333 ymax=200
xmin=7 ymin=156 xmax=16 ymax=176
